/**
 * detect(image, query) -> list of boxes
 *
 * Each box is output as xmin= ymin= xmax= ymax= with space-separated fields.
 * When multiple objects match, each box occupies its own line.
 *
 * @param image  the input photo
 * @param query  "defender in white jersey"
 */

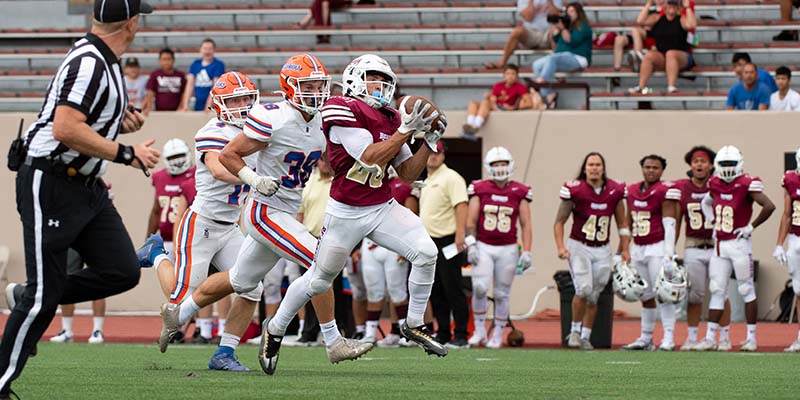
xmin=157 ymin=54 xmax=372 ymax=372
xmin=139 ymin=71 xmax=264 ymax=371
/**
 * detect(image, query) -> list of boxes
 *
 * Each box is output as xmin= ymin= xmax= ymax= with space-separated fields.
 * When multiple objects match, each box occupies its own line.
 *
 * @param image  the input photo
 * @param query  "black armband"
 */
xmin=114 ymin=143 xmax=135 ymax=165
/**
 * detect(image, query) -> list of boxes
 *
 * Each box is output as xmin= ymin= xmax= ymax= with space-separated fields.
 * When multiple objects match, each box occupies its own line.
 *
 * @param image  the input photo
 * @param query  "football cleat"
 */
xmin=158 ymin=303 xmax=181 ymax=353
xmin=246 ymin=335 xmax=262 ymax=345
xmin=6 ymin=283 xmax=37 ymax=357
xmin=208 ymin=350 xmax=250 ymax=372
xmin=445 ymin=338 xmax=469 ymax=349
xmin=566 ymin=332 xmax=581 ymax=348
xmin=88 ymin=330 xmax=104 ymax=344
xmin=401 ymin=322 xmax=448 ymax=357
xmin=377 ymin=333 xmax=401 ymax=348
xmin=579 ymin=339 xmax=594 ymax=350
xmin=359 ymin=333 xmax=377 ymax=345
xmin=622 ymin=338 xmax=655 ymax=351
xmin=468 ymin=331 xmax=487 ymax=347
xmin=679 ymin=340 xmax=698 ymax=351
xmin=259 ymin=319 xmax=282 ymax=375
xmin=326 ymin=337 xmax=373 ymax=364
xmin=658 ymin=341 xmax=676 ymax=351
xmin=485 ymin=336 xmax=503 ymax=349
xmin=783 ymin=339 xmax=800 ymax=353
xmin=50 ymin=330 xmax=73 ymax=343
xmin=717 ymin=338 xmax=732 ymax=352
xmin=739 ymin=339 xmax=757 ymax=352
xmin=136 ymin=234 xmax=166 ymax=268
xmin=692 ymin=339 xmax=717 ymax=351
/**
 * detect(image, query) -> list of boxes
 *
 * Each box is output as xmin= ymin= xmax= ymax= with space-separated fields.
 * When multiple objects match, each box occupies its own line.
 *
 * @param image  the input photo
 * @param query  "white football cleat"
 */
xmin=377 ymin=333 xmax=401 ymax=348
xmin=485 ymin=336 xmax=503 ymax=349
xmin=566 ymin=332 xmax=581 ymax=348
xmin=658 ymin=340 xmax=675 ymax=352
xmin=327 ymin=337 xmax=373 ymax=364
xmin=49 ymin=330 xmax=73 ymax=343
xmin=692 ymin=339 xmax=717 ymax=351
xmin=246 ymin=335 xmax=262 ymax=345
xmin=468 ymin=331 xmax=487 ymax=347
xmin=399 ymin=337 xmax=416 ymax=347
xmin=783 ymin=339 xmax=800 ymax=353
xmin=679 ymin=340 xmax=698 ymax=351
xmin=621 ymin=337 xmax=654 ymax=351
xmin=579 ymin=339 xmax=594 ymax=350
xmin=158 ymin=303 xmax=181 ymax=353
xmin=716 ymin=338 xmax=732 ymax=351
xmin=739 ymin=339 xmax=757 ymax=352
xmin=359 ymin=333 xmax=377 ymax=345
xmin=88 ymin=330 xmax=104 ymax=344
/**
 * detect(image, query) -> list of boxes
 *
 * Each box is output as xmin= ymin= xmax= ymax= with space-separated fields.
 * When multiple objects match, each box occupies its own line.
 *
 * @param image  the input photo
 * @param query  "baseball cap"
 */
xmin=124 ymin=57 xmax=140 ymax=67
xmin=94 ymin=0 xmax=153 ymax=23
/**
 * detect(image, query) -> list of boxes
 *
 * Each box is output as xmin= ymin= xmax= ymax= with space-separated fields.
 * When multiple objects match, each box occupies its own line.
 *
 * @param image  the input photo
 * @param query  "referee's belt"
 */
xmin=24 ymin=156 xmax=100 ymax=186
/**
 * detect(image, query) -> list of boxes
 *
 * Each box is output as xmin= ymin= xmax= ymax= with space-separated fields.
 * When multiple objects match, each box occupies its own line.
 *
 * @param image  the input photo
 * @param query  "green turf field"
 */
xmin=11 ymin=343 xmax=799 ymax=399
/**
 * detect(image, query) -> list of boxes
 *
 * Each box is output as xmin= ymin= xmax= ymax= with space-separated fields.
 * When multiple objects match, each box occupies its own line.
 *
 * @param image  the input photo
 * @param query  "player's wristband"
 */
xmin=113 ymin=143 xmax=135 ymax=165
xmin=237 ymin=166 xmax=258 ymax=187
xmin=618 ymin=228 xmax=631 ymax=237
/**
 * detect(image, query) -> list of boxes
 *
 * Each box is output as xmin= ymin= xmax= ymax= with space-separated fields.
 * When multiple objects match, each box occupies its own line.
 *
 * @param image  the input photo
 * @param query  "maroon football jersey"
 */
xmin=179 ymin=178 xmax=197 ymax=205
xmin=321 ymin=96 xmax=402 ymax=207
xmin=708 ymin=174 xmax=763 ymax=241
xmin=152 ymin=166 xmax=196 ymax=242
xmin=626 ymin=181 xmax=672 ymax=246
xmin=469 ymin=180 xmax=532 ymax=246
xmin=560 ymin=179 xmax=626 ymax=246
xmin=389 ymin=177 xmax=417 ymax=206
xmin=667 ymin=178 xmax=713 ymax=239
xmin=782 ymin=170 xmax=800 ymax=236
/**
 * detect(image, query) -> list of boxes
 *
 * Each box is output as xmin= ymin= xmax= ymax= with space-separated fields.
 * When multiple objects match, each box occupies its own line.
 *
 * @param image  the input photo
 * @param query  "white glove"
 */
xmin=398 ymin=98 xmax=438 ymax=135
xmin=416 ymin=113 xmax=448 ymax=151
xmin=467 ymin=244 xmax=479 ymax=266
xmin=662 ymin=255 xmax=676 ymax=275
xmin=612 ymin=254 xmax=622 ymax=270
xmin=517 ymin=251 xmax=532 ymax=275
xmin=773 ymin=245 xmax=788 ymax=265
xmin=238 ymin=167 xmax=280 ymax=197
xmin=733 ymin=224 xmax=754 ymax=240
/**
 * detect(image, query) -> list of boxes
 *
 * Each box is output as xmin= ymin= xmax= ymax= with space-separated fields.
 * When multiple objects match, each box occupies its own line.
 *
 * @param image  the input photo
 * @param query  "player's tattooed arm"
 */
xmin=553 ymin=200 xmax=573 ymax=259
xmin=466 ymin=196 xmax=480 ymax=239
xmin=749 ymin=191 xmax=776 ymax=229
xmin=777 ymin=191 xmax=792 ymax=246
xmin=615 ymin=200 xmax=631 ymax=263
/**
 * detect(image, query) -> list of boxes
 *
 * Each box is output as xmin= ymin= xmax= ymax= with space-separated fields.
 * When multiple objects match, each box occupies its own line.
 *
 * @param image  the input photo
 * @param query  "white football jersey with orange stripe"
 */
xmin=242 ymin=100 xmax=326 ymax=214
xmin=190 ymin=117 xmax=257 ymax=223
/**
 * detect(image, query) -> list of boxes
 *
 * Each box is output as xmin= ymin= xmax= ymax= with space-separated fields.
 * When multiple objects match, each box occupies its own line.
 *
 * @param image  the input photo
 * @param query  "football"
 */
xmin=399 ymin=95 xmax=445 ymax=134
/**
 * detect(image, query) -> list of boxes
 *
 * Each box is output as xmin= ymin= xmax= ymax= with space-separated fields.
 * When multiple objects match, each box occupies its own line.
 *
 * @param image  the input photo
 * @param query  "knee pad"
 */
xmin=408 ymin=237 xmax=437 ymax=268
xmin=575 ymin=283 xmax=594 ymax=302
xmin=472 ymin=281 xmax=489 ymax=299
xmin=708 ymin=276 xmax=726 ymax=298
xmin=493 ymin=283 xmax=511 ymax=302
xmin=387 ymin=284 xmax=407 ymax=304
xmin=366 ymin=290 xmax=385 ymax=304
xmin=737 ymin=280 xmax=756 ymax=303
xmin=240 ymin=281 xmax=264 ymax=302
xmin=229 ymin=270 xmax=260 ymax=295
xmin=688 ymin=286 xmax=706 ymax=305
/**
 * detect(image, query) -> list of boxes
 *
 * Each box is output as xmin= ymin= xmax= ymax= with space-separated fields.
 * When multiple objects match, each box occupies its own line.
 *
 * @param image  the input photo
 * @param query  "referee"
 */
xmin=0 ymin=1 xmax=158 ymax=397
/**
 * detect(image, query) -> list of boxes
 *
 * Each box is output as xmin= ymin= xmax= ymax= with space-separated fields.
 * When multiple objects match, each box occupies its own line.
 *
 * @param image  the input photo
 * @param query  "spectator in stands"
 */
xmin=179 ymin=38 xmax=225 ymax=112
xmin=143 ymin=48 xmax=186 ymax=114
xmin=123 ymin=57 xmax=148 ymax=110
xmin=774 ymin=0 xmax=799 ymax=41
xmin=297 ymin=0 xmax=353 ymax=44
xmin=484 ymin=0 xmax=563 ymax=69
xmin=732 ymin=53 xmax=778 ymax=93
xmin=726 ymin=63 xmax=770 ymax=111
xmin=462 ymin=64 xmax=533 ymax=138
xmin=770 ymin=66 xmax=800 ymax=111
xmin=628 ymin=0 xmax=696 ymax=94
xmin=531 ymin=2 xmax=592 ymax=109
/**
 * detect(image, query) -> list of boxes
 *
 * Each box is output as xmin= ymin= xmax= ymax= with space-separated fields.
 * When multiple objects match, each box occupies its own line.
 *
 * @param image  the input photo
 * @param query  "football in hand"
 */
xmin=399 ymin=95 xmax=445 ymax=135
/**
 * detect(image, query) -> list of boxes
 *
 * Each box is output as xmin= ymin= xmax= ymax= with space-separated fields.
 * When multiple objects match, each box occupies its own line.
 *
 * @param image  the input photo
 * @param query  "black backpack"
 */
xmin=776 ymin=280 xmax=797 ymax=323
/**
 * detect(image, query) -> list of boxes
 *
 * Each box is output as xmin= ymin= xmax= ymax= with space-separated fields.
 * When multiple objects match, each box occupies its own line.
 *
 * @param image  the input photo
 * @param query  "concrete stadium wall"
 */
xmin=1 ymin=110 xmax=798 ymax=319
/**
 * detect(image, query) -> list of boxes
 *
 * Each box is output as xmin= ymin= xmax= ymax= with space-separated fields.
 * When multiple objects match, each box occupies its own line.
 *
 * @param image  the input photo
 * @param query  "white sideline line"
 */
xmin=606 ymin=361 xmax=641 ymax=365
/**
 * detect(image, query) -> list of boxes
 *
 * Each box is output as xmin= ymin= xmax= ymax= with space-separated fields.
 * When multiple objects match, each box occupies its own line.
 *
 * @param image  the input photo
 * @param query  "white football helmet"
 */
xmin=341 ymin=54 xmax=397 ymax=109
xmin=612 ymin=261 xmax=648 ymax=302
xmin=162 ymin=138 xmax=192 ymax=175
xmin=655 ymin=261 xmax=688 ymax=304
xmin=484 ymin=146 xmax=514 ymax=181
xmin=714 ymin=145 xmax=744 ymax=182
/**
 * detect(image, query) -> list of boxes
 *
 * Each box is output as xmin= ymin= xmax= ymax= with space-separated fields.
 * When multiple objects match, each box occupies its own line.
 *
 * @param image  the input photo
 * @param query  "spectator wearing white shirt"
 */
xmin=484 ymin=0 xmax=562 ymax=69
xmin=123 ymin=57 xmax=148 ymax=109
xmin=770 ymin=66 xmax=800 ymax=111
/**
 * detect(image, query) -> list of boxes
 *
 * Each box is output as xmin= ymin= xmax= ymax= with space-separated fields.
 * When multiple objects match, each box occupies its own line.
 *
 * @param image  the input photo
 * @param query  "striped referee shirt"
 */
xmin=25 ymin=33 xmax=127 ymax=177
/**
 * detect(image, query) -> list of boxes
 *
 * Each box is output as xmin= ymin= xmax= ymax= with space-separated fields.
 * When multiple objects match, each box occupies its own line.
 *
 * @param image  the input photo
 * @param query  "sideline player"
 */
xmin=146 ymin=138 xmax=195 ymax=256
xmin=669 ymin=146 xmax=732 ymax=351
xmin=621 ymin=155 xmax=679 ymax=351
xmin=554 ymin=152 xmax=630 ymax=350
xmin=696 ymin=145 xmax=775 ymax=352
xmin=774 ymin=147 xmax=800 ymax=352
xmin=261 ymin=53 xmax=449 ymax=375
xmin=157 ymin=55 xmax=372 ymax=369
xmin=465 ymin=147 xmax=532 ymax=349
xmin=139 ymin=71 xmax=264 ymax=370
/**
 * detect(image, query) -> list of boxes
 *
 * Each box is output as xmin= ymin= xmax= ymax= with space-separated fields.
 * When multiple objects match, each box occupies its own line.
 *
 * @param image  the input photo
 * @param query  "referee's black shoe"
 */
xmin=401 ymin=322 xmax=448 ymax=357
xmin=5 ymin=283 xmax=37 ymax=357
xmin=258 ymin=318 xmax=282 ymax=375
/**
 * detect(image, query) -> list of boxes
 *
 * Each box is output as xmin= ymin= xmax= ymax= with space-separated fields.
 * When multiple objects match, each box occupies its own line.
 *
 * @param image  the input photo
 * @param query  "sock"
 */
xmin=268 ymin=274 xmax=312 ymax=336
xmin=320 ymin=320 xmax=341 ymax=347
xmin=705 ymin=322 xmax=719 ymax=342
xmin=687 ymin=326 xmax=698 ymax=342
xmin=746 ymin=324 xmax=757 ymax=342
xmin=570 ymin=321 xmax=582 ymax=334
xmin=659 ymin=303 xmax=676 ymax=343
xmin=580 ymin=327 xmax=592 ymax=340
xmin=219 ymin=333 xmax=240 ymax=351
xmin=391 ymin=322 xmax=400 ymax=335
xmin=217 ymin=319 xmax=226 ymax=336
xmin=92 ymin=317 xmax=104 ymax=333
xmin=62 ymin=316 xmax=74 ymax=335
xmin=474 ymin=116 xmax=485 ymax=128
xmin=153 ymin=254 xmax=170 ymax=273
xmin=719 ymin=325 xmax=730 ymax=341
xmin=474 ymin=314 xmax=487 ymax=337
xmin=197 ymin=318 xmax=213 ymax=339
xmin=641 ymin=308 xmax=657 ymax=342
xmin=365 ymin=319 xmax=379 ymax=339
xmin=397 ymin=319 xmax=405 ymax=332
xmin=178 ymin=297 xmax=202 ymax=324
xmin=298 ymin=319 xmax=305 ymax=334
xmin=467 ymin=115 xmax=477 ymax=126
xmin=356 ymin=324 xmax=366 ymax=334
xmin=406 ymin=262 xmax=435 ymax=328
xmin=493 ymin=321 xmax=507 ymax=341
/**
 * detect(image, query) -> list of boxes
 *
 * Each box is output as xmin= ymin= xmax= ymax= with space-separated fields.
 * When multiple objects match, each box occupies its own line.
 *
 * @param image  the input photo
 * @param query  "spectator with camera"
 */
xmin=484 ymin=0 xmax=562 ymax=69
xmin=726 ymin=62 xmax=771 ymax=111
xmin=628 ymin=0 xmax=697 ymax=94
xmin=462 ymin=64 xmax=534 ymax=138
xmin=769 ymin=66 xmax=800 ymax=111
xmin=531 ymin=2 xmax=592 ymax=109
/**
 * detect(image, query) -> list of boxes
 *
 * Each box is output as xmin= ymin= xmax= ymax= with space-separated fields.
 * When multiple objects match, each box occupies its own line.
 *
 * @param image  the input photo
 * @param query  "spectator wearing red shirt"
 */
xmin=462 ymin=64 xmax=533 ymax=138
xmin=143 ymin=48 xmax=187 ymax=114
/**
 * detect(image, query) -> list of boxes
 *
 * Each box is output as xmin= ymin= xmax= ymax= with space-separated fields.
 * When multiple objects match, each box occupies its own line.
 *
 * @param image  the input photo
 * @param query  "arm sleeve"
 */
xmin=701 ymin=192 xmax=715 ymax=222
xmin=329 ymin=125 xmax=374 ymax=163
xmin=663 ymin=217 xmax=676 ymax=255
xmin=392 ymin=144 xmax=413 ymax=169
xmin=56 ymin=55 xmax=105 ymax=117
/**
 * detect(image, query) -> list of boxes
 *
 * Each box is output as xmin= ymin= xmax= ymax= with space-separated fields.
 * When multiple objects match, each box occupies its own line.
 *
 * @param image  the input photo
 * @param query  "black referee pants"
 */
xmin=429 ymin=235 xmax=469 ymax=342
xmin=0 ymin=166 xmax=140 ymax=394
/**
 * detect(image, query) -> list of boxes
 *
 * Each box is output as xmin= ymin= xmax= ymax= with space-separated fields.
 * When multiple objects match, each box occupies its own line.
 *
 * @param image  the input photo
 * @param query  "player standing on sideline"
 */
xmin=669 ymin=146 xmax=732 ymax=351
xmin=157 ymin=54 xmax=372 ymax=369
xmin=465 ymin=147 xmax=533 ymax=349
xmin=260 ymin=53 xmax=448 ymax=375
xmin=695 ymin=145 xmax=775 ymax=352
xmin=774 ymin=147 xmax=800 ymax=352
xmin=621 ymin=155 xmax=680 ymax=351
xmin=139 ymin=71 xmax=265 ymax=371
xmin=554 ymin=152 xmax=630 ymax=350
xmin=147 ymin=138 xmax=195 ymax=257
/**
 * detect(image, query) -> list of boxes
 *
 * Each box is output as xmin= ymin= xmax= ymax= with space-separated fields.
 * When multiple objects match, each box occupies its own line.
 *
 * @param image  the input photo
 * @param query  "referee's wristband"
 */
xmin=114 ymin=143 xmax=135 ymax=165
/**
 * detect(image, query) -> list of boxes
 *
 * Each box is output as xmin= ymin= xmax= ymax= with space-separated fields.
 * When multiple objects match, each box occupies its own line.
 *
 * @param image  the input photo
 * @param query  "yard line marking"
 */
xmin=476 ymin=358 xmax=498 ymax=362
xmin=606 ymin=361 xmax=642 ymax=365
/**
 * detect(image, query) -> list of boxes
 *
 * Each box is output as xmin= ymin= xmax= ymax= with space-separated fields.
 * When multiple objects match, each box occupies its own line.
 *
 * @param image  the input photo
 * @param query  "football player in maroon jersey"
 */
xmin=465 ymin=147 xmax=533 ymax=349
xmin=696 ymin=145 xmax=775 ymax=352
xmin=774 ymin=147 xmax=800 ymax=352
xmin=555 ymin=152 xmax=630 ymax=350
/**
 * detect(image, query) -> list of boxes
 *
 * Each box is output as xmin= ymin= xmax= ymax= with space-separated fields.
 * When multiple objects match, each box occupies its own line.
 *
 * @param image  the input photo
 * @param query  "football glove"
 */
xmin=773 ymin=245 xmax=788 ymax=266
xmin=238 ymin=167 xmax=280 ymax=197
xmin=517 ymin=251 xmax=532 ymax=275
xmin=398 ymin=98 xmax=437 ymax=135
xmin=416 ymin=114 xmax=448 ymax=151
xmin=467 ymin=244 xmax=479 ymax=266
xmin=733 ymin=224 xmax=754 ymax=240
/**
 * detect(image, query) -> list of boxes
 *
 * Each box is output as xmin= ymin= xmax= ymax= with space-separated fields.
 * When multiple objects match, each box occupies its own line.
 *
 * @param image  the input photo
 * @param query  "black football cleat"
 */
xmin=258 ymin=318 xmax=282 ymax=375
xmin=401 ymin=322 xmax=448 ymax=357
